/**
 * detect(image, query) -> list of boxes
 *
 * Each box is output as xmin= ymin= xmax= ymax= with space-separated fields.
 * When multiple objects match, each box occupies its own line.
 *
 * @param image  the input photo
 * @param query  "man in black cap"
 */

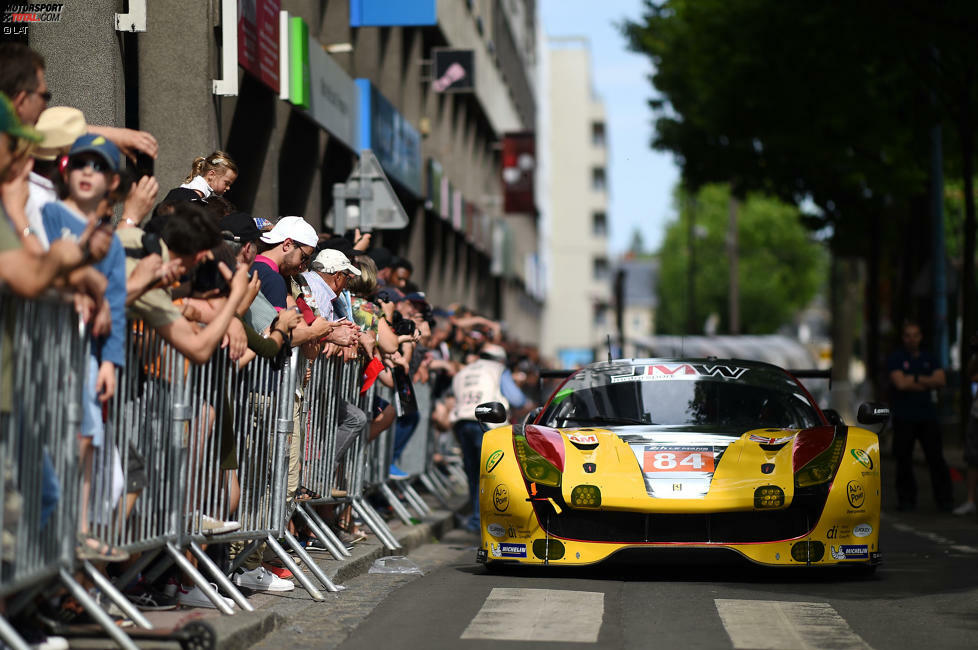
xmin=219 ymin=211 xmax=262 ymax=267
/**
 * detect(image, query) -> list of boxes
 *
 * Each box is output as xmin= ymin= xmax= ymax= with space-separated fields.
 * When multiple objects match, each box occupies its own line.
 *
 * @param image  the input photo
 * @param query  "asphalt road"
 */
xmin=259 ymin=453 xmax=978 ymax=650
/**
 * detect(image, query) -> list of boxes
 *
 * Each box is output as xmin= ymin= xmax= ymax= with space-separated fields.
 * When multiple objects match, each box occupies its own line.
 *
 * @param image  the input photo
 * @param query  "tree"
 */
xmin=623 ymin=1 xmax=978 ymax=416
xmin=656 ymin=183 xmax=826 ymax=335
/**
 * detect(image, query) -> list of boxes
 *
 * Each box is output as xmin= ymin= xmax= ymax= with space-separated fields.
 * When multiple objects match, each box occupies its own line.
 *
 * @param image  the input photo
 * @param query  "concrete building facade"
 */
xmin=18 ymin=0 xmax=543 ymax=345
xmin=541 ymin=37 xmax=610 ymax=366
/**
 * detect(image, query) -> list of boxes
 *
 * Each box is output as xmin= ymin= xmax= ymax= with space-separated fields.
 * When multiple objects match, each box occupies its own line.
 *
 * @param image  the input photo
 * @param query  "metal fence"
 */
xmin=0 ymin=287 xmax=458 ymax=649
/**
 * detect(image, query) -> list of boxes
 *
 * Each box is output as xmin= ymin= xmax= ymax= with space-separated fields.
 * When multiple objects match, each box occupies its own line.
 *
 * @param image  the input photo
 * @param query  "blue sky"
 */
xmin=540 ymin=0 xmax=679 ymax=255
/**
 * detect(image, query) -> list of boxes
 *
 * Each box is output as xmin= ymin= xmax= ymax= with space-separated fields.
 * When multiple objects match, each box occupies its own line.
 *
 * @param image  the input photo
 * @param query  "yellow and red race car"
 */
xmin=474 ymin=359 xmax=887 ymax=572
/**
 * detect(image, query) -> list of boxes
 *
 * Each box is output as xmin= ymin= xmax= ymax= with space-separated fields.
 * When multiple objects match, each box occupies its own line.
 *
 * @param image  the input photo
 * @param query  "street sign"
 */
xmin=327 ymin=150 xmax=410 ymax=232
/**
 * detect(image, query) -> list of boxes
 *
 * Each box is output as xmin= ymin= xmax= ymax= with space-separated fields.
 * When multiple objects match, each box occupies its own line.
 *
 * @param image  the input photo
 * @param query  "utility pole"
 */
xmin=728 ymin=194 xmax=740 ymax=335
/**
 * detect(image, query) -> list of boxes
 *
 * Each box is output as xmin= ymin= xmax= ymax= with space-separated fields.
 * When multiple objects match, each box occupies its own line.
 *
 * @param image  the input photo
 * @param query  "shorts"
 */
xmin=81 ymin=356 xmax=105 ymax=447
xmin=126 ymin=443 xmax=147 ymax=493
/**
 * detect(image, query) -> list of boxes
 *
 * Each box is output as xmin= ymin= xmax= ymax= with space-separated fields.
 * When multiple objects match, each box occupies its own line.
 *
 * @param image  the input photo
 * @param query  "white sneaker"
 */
xmin=31 ymin=635 xmax=69 ymax=650
xmin=193 ymin=512 xmax=241 ymax=535
xmin=177 ymin=583 xmax=236 ymax=610
xmin=233 ymin=566 xmax=294 ymax=592
xmin=952 ymin=501 xmax=976 ymax=516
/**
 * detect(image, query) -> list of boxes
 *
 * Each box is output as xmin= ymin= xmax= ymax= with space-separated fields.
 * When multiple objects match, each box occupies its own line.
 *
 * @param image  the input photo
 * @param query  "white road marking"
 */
xmin=887 ymin=517 xmax=977 ymax=552
xmin=461 ymin=588 xmax=604 ymax=642
xmin=949 ymin=545 xmax=978 ymax=554
xmin=715 ymin=599 xmax=872 ymax=650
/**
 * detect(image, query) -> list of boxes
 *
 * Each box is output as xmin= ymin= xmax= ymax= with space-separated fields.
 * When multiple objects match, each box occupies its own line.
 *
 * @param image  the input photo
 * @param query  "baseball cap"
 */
xmin=375 ymin=288 xmax=406 ymax=303
xmin=480 ymin=343 xmax=507 ymax=362
xmin=320 ymin=236 xmax=355 ymax=260
xmin=312 ymin=248 xmax=361 ymax=276
xmin=259 ymin=216 xmax=318 ymax=247
xmin=68 ymin=133 xmax=121 ymax=172
xmin=367 ymin=246 xmax=393 ymax=270
xmin=0 ymin=92 xmax=41 ymax=143
xmin=220 ymin=211 xmax=262 ymax=243
xmin=403 ymin=291 xmax=427 ymax=303
xmin=34 ymin=107 xmax=87 ymax=161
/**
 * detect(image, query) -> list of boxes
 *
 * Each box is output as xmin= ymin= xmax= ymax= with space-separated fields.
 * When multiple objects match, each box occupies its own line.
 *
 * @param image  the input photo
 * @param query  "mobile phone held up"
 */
xmin=134 ymin=151 xmax=154 ymax=179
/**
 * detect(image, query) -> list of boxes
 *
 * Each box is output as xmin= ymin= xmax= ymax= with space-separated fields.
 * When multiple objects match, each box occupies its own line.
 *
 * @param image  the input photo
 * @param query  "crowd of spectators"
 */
xmin=0 ymin=42 xmax=543 ymax=638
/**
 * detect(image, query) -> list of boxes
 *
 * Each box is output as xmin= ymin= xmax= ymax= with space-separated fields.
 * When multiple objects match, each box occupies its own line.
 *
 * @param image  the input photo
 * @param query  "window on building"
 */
xmin=594 ymin=304 xmax=608 ymax=327
xmin=591 ymin=121 xmax=606 ymax=147
xmin=593 ymin=257 xmax=609 ymax=282
xmin=593 ymin=211 xmax=607 ymax=237
xmin=592 ymin=167 xmax=606 ymax=192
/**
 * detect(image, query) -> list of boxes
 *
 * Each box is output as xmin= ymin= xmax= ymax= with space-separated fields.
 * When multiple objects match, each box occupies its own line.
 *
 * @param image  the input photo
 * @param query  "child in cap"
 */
xmin=41 ymin=133 xmax=129 ymax=561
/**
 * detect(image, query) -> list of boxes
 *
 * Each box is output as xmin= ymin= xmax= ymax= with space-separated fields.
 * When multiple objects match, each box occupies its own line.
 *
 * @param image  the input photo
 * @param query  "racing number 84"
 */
xmin=643 ymin=451 xmax=715 ymax=473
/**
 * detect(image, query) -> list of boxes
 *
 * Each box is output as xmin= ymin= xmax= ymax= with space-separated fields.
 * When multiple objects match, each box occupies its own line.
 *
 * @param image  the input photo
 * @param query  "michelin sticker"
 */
xmin=853 ymin=523 xmax=873 ymax=538
xmin=830 ymin=544 xmax=869 ymax=560
xmin=487 ymin=523 xmax=506 ymax=538
xmin=490 ymin=542 xmax=527 ymax=558
xmin=499 ymin=543 xmax=526 ymax=558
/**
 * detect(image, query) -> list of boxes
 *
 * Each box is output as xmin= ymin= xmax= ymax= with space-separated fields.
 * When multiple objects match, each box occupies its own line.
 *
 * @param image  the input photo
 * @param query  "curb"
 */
xmin=198 ymin=494 xmax=467 ymax=650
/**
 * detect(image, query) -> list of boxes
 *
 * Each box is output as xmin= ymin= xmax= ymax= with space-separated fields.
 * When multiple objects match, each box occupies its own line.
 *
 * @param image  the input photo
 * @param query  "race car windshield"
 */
xmin=539 ymin=362 xmax=821 ymax=430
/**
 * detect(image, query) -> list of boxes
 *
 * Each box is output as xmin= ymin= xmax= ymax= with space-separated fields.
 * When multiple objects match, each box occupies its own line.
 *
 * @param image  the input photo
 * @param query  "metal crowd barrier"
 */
xmin=0 ymin=292 xmax=453 ymax=648
xmin=294 ymin=356 xmax=403 ymax=553
xmin=0 ymin=291 xmax=124 ymax=650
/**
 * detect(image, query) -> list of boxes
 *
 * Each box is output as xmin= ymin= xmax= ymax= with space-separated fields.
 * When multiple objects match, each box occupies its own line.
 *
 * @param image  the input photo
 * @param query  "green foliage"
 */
xmin=621 ymin=0 xmax=942 ymax=249
xmin=656 ymin=184 xmax=826 ymax=334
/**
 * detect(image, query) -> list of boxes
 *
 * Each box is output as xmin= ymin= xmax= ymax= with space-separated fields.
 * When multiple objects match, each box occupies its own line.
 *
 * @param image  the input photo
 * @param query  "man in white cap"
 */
xmin=301 ymin=248 xmax=361 ymax=322
xmin=253 ymin=216 xmax=319 ymax=311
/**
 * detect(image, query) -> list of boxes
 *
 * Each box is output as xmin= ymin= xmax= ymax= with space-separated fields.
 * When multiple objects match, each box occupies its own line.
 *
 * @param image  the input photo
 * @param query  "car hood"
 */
xmin=557 ymin=425 xmax=803 ymax=506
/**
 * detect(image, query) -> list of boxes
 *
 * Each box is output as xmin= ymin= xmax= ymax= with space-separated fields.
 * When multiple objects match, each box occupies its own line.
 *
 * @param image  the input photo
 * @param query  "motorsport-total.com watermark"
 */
xmin=3 ymin=3 xmax=65 ymax=35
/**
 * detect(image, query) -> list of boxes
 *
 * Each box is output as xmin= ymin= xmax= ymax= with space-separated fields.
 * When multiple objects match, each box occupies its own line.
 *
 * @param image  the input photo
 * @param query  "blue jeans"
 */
xmin=392 ymin=411 xmax=420 ymax=464
xmin=453 ymin=420 xmax=484 ymax=529
xmin=40 ymin=450 xmax=59 ymax=530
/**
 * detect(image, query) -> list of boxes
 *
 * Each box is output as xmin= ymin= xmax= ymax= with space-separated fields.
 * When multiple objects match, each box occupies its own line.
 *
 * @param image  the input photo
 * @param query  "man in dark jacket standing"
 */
xmin=887 ymin=320 xmax=953 ymax=512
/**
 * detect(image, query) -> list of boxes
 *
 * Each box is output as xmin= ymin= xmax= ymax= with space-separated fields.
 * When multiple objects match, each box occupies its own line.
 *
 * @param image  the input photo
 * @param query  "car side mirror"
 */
xmin=823 ymin=408 xmax=845 ymax=426
xmin=475 ymin=402 xmax=508 ymax=424
xmin=857 ymin=402 xmax=890 ymax=425
xmin=522 ymin=406 xmax=542 ymax=426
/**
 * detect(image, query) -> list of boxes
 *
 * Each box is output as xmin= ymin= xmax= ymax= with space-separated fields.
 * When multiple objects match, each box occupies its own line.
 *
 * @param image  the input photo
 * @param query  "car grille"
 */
xmin=531 ymin=487 xmax=829 ymax=544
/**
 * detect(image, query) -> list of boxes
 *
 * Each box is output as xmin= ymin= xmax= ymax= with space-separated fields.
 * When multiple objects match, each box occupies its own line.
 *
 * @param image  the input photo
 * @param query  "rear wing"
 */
xmin=538 ymin=369 xmax=576 ymax=403
xmin=789 ymin=368 xmax=832 ymax=390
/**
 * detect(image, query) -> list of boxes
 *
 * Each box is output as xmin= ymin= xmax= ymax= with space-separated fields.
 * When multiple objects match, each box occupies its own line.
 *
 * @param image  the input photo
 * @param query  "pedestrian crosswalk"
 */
xmin=460 ymin=588 xmax=605 ymax=642
xmin=715 ymin=599 xmax=872 ymax=650
xmin=460 ymin=591 xmax=874 ymax=647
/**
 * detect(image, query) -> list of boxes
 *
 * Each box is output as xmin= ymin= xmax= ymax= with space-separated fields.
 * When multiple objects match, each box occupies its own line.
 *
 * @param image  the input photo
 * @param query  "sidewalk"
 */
xmin=78 ymin=492 xmax=468 ymax=649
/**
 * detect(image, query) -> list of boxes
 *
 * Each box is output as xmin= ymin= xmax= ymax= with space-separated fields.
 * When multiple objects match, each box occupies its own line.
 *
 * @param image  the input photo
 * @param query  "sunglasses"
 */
xmin=68 ymin=157 xmax=111 ymax=173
